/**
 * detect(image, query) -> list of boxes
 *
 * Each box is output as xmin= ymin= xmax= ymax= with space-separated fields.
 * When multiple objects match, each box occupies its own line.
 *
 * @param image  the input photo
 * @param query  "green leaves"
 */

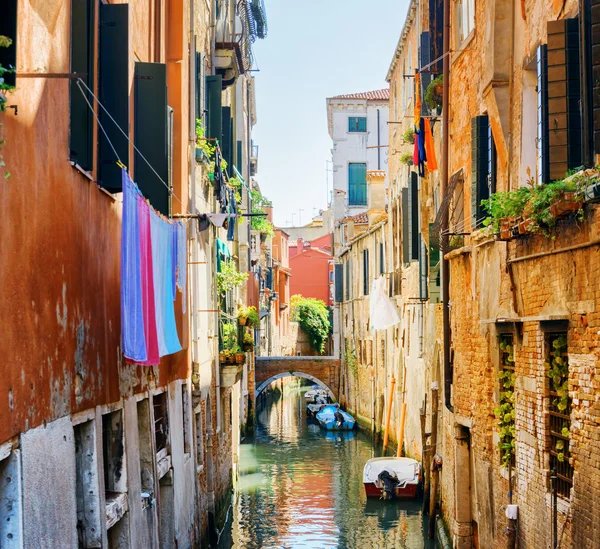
xmin=293 ymin=296 xmax=331 ymax=355
xmin=250 ymin=188 xmax=275 ymax=238
xmin=216 ymin=260 xmax=248 ymax=296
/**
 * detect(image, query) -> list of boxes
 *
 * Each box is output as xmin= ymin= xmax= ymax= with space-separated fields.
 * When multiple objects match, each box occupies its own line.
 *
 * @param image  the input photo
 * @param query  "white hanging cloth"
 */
xmin=369 ymin=276 xmax=401 ymax=331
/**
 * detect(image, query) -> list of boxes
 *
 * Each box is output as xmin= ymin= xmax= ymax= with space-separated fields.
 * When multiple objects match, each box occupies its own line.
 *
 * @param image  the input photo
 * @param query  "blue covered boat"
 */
xmin=315 ymin=404 xmax=356 ymax=431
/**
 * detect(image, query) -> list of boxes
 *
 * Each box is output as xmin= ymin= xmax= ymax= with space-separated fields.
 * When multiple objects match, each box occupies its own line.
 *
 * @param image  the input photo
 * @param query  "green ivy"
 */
xmin=345 ymin=340 xmax=358 ymax=378
xmin=547 ymin=335 xmax=570 ymax=463
xmin=250 ymin=188 xmax=274 ymax=238
xmin=293 ymin=296 xmax=331 ymax=355
xmin=494 ymin=338 xmax=516 ymax=467
xmin=216 ymin=259 xmax=248 ymax=296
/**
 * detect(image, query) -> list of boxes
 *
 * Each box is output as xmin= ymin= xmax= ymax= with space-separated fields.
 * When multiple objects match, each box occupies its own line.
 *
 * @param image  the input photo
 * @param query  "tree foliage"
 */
xmin=291 ymin=295 xmax=331 ymax=355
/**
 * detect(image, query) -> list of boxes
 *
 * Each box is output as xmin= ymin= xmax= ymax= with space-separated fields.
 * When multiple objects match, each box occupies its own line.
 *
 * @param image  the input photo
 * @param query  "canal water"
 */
xmin=218 ymin=383 xmax=436 ymax=549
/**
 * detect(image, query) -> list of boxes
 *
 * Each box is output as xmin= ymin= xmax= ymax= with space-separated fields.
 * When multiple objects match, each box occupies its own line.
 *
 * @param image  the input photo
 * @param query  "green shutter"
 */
xmin=363 ymin=250 xmax=370 ymax=295
xmin=98 ymin=4 xmax=129 ymax=192
xmin=349 ymin=163 xmax=367 ymax=205
xmin=345 ymin=259 xmax=351 ymax=300
xmin=335 ymin=264 xmax=344 ymax=303
xmin=419 ymin=234 xmax=428 ymax=300
xmin=221 ymin=106 xmax=233 ymax=168
xmin=236 ymin=140 xmax=243 ymax=173
xmin=0 ymin=1 xmax=17 ymax=87
xmin=410 ymin=172 xmax=419 ymax=260
xmin=402 ymin=188 xmax=410 ymax=263
xmin=69 ymin=0 xmax=95 ymax=171
xmin=537 ymin=45 xmax=550 ymax=183
xmin=134 ymin=62 xmax=169 ymax=215
xmin=471 ymin=115 xmax=490 ymax=226
xmin=206 ymin=75 xmax=222 ymax=141
xmin=593 ymin=0 xmax=600 ymax=155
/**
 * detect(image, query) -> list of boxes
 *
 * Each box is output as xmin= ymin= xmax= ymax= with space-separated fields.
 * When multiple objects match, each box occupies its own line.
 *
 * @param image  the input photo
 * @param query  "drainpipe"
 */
xmin=377 ymin=109 xmax=381 ymax=170
xmin=441 ymin=0 xmax=453 ymax=412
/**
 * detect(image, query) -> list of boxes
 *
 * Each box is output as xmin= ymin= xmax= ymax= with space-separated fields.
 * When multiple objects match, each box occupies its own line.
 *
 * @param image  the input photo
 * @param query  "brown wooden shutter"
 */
xmin=592 ymin=0 xmax=600 ymax=155
xmin=547 ymin=18 xmax=582 ymax=181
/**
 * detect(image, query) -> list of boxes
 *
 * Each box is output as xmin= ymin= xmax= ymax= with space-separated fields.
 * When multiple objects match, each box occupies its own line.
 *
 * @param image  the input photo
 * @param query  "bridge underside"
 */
xmin=254 ymin=357 xmax=340 ymax=399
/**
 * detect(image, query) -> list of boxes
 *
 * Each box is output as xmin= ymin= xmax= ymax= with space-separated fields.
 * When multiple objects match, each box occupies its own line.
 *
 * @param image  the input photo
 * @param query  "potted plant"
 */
xmin=242 ymin=332 xmax=254 ymax=352
xmin=425 ymin=74 xmax=443 ymax=113
xmin=400 ymin=152 xmax=414 ymax=166
xmin=216 ymin=260 xmax=249 ymax=296
xmin=221 ymin=323 xmax=239 ymax=364
xmin=549 ymin=182 xmax=583 ymax=219
xmin=402 ymin=128 xmax=416 ymax=144
xmin=234 ymin=345 xmax=245 ymax=364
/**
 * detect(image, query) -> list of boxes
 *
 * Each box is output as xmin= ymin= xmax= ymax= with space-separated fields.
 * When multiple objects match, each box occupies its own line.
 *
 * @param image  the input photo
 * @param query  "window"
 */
xmin=70 ymin=0 xmax=96 ymax=171
xmin=137 ymin=399 xmax=154 ymax=493
xmin=547 ymin=332 xmax=573 ymax=498
xmin=195 ymin=405 xmax=204 ymax=469
xmin=0 ymin=1 xmax=17 ymax=88
xmin=153 ymin=392 xmax=169 ymax=454
xmin=456 ymin=0 xmax=475 ymax=45
xmin=471 ymin=115 xmax=494 ymax=228
xmin=348 ymin=117 xmax=367 ymax=133
xmin=537 ymin=45 xmax=549 ymax=184
xmin=497 ymin=334 xmax=515 ymax=467
xmin=363 ymin=249 xmax=370 ymax=296
xmin=182 ymin=384 xmax=191 ymax=456
xmin=102 ymin=410 xmax=127 ymax=494
xmin=348 ymin=163 xmax=367 ymax=206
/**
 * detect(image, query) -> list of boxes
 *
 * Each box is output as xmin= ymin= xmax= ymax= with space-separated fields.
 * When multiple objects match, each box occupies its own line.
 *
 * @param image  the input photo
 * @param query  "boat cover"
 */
xmin=316 ymin=405 xmax=356 ymax=430
xmin=363 ymin=457 xmax=420 ymax=486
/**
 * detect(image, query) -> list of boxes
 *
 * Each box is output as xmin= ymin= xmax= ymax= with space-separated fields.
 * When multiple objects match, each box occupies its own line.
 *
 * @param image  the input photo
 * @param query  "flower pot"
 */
xmin=238 ymin=316 xmax=247 ymax=326
xmin=517 ymin=217 xmax=535 ymax=235
xmin=243 ymin=345 xmax=253 ymax=352
xmin=499 ymin=219 xmax=512 ymax=241
xmin=227 ymin=355 xmax=236 ymax=365
xmin=235 ymin=353 xmax=245 ymax=365
xmin=550 ymin=192 xmax=582 ymax=219
xmin=219 ymin=352 xmax=227 ymax=363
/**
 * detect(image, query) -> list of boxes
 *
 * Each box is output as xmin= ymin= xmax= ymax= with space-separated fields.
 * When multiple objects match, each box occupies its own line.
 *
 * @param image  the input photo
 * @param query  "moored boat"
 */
xmin=363 ymin=457 xmax=421 ymax=500
xmin=315 ymin=404 xmax=356 ymax=431
xmin=304 ymin=387 xmax=329 ymax=403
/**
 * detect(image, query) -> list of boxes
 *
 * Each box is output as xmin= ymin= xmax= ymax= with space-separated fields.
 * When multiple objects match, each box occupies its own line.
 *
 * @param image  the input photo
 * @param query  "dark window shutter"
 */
xmin=419 ymin=234 xmax=428 ymax=300
xmin=335 ymin=264 xmax=344 ymax=303
xmin=98 ymin=4 xmax=129 ymax=192
xmin=221 ymin=107 xmax=233 ymax=169
xmin=206 ymin=75 xmax=222 ymax=140
xmin=345 ymin=259 xmax=351 ymax=301
xmin=471 ymin=115 xmax=490 ymax=226
xmin=410 ymin=172 xmax=419 ymax=260
xmin=134 ymin=62 xmax=169 ymax=216
xmin=266 ymin=267 xmax=273 ymax=290
xmin=236 ymin=140 xmax=243 ymax=173
xmin=537 ymin=45 xmax=550 ymax=183
xmin=592 ymin=0 xmax=600 ymax=155
xmin=69 ymin=0 xmax=95 ymax=171
xmin=547 ymin=18 xmax=582 ymax=180
xmin=363 ymin=250 xmax=370 ymax=296
xmin=195 ymin=52 xmax=203 ymax=124
xmin=402 ymin=188 xmax=410 ymax=263
xmin=379 ymin=242 xmax=385 ymax=275
xmin=429 ymin=0 xmax=444 ymax=74
xmin=0 ymin=1 xmax=17 ymax=87
xmin=420 ymin=32 xmax=432 ymax=115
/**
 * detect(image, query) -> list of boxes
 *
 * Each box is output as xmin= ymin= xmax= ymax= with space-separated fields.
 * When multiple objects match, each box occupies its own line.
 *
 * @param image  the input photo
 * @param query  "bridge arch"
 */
xmin=255 ymin=371 xmax=335 ymax=399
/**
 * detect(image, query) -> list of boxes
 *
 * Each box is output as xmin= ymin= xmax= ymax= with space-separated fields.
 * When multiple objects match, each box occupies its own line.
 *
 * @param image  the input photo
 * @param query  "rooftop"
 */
xmin=329 ymin=89 xmax=390 ymax=101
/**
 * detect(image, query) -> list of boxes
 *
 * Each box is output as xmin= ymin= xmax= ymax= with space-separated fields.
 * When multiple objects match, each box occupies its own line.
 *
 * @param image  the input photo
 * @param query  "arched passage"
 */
xmin=254 ymin=372 xmax=336 ymax=400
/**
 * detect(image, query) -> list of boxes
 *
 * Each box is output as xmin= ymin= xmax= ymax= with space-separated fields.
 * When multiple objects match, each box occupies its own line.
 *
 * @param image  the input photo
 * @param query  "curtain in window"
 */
xmin=348 ymin=163 xmax=367 ymax=205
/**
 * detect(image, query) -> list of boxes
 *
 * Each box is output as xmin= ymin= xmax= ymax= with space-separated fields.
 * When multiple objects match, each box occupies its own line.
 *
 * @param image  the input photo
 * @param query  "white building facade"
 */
xmin=326 ymin=90 xmax=390 ymax=221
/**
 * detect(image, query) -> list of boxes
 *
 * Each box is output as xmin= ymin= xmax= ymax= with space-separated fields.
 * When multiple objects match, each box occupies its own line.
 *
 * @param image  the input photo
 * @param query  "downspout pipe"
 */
xmin=377 ymin=109 xmax=381 ymax=170
xmin=441 ymin=0 xmax=453 ymax=412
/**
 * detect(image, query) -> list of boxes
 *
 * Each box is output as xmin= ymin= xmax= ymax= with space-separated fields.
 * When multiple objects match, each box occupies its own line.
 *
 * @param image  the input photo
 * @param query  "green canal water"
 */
xmin=218 ymin=384 xmax=437 ymax=549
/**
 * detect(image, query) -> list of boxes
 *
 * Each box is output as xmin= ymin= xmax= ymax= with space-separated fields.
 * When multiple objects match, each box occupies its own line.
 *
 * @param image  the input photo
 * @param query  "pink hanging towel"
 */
xmin=136 ymin=195 xmax=160 ymax=365
xmin=413 ymin=135 xmax=419 ymax=166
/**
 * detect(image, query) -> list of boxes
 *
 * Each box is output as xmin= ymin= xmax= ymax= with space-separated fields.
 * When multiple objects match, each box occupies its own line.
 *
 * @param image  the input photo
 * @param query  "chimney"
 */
xmin=367 ymin=170 xmax=386 ymax=227
xmin=346 ymin=218 xmax=355 ymax=240
xmin=333 ymin=189 xmax=346 ymax=222
xmin=297 ymin=238 xmax=304 ymax=252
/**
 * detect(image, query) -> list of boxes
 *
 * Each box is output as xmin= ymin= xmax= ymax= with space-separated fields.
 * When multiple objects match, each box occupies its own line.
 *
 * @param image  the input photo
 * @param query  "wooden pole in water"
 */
xmin=382 ymin=377 xmax=396 ymax=454
xmin=397 ymin=402 xmax=407 ymax=457
xmin=428 ymin=383 xmax=440 ymax=539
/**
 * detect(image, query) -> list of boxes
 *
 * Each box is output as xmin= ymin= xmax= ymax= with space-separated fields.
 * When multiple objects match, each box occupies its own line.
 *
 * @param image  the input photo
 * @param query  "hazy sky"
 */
xmin=252 ymin=0 xmax=408 ymax=228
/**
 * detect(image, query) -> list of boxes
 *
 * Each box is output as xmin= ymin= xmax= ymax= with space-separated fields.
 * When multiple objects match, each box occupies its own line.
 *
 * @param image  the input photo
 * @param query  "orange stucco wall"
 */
xmin=289 ymin=249 xmax=332 ymax=305
xmin=0 ymin=0 xmax=190 ymax=444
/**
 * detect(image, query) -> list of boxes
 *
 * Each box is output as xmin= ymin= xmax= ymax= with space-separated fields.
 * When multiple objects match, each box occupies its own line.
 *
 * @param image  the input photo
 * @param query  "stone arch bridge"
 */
xmin=254 ymin=356 xmax=340 ymax=399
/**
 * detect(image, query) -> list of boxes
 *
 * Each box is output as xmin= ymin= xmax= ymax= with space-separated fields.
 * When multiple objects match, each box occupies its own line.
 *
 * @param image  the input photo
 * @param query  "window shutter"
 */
xmin=206 ymin=75 xmax=222 ymax=140
xmin=134 ymin=62 xmax=169 ymax=215
xmin=0 ymin=1 xmax=17 ymax=87
xmin=98 ymin=4 xmax=129 ymax=192
xmin=335 ymin=264 xmax=344 ymax=303
xmin=420 ymin=32 xmax=432 ymax=115
xmin=345 ymin=259 xmax=351 ymax=301
xmin=402 ymin=188 xmax=410 ymax=263
xmin=547 ymin=18 xmax=582 ymax=180
xmin=69 ymin=0 xmax=95 ymax=171
xmin=537 ymin=45 xmax=550 ymax=183
xmin=410 ymin=172 xmax=419 ymax=260
xmin=379 ymin=242 xmax=385 ymax=275
xmin=419 ymin=234 xmax=428 ymax=300
xmin=221 ymin=106 xmax=233 ymax=168
xmin=236 ymin=140 xmax=243 ymax=173
xmin=592 ymin=0 xmax=600 ymax=155
xmin=363 ymin=250 xmax=370 ymax=296
xmin=358 ymin=117 xmax=367 ymax=132
xmin=349 ymin=163 xmax=367 ymax=206
xmin=429 ymin=0 xmax=444 ymax=74
xmin=471 ymin=115 xmax=490 ymax=226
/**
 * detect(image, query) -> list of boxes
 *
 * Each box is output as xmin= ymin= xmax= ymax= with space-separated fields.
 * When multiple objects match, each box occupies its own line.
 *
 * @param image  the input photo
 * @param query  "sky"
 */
xmin=251 ymin=0 xmax=409 ymax=228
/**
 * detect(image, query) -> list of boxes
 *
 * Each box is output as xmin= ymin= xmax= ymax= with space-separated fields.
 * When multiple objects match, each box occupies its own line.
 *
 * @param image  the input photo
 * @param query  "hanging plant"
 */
xmin=238 ymin=305 xmax=259 ymax=328
xmin=216 ymin=259 xmax=248 ymax=295
xmin=400 ymin=152 xmax=414 ymax=166
xmin=402 ymin=127 xmax=416 ymax=144
xmin=195 ymin=118 xmax=227 ymax=175
xmin=425 ymin=74 xmax=443 ymax=111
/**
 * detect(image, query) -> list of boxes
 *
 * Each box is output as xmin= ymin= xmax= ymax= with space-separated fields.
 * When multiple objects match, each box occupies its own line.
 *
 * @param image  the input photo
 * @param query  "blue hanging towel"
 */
xmin=150 ymin=211 xmax=182 ymax=357
xmin=121 ymin=170 xmax=147 ymax=362
xmin=417 ymin=118 xmax=427 ymax=178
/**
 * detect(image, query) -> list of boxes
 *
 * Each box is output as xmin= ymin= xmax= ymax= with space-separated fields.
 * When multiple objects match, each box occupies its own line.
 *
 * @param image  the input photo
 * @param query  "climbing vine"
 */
xmin=345 ymin=340 xmax=358 ymax=378
xmin=494 ymin=337 xmax=516 ymax=467
xmin=547 ymin=334 xmax=571 ymax=464
xmin=216 ymin=259 xmax=248 ymax=296
xmin=292 ymin=295 xmax=331 ymax=355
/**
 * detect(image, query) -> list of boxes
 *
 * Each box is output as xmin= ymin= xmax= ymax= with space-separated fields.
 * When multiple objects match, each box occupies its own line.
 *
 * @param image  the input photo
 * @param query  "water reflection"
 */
xmin=219 ymin=384 xmax=436 ymax=549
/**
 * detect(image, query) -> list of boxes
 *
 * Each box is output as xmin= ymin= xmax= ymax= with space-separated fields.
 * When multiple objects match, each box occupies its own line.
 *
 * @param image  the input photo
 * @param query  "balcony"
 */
xmin=250 ymin=144 xmax=259 ymax=176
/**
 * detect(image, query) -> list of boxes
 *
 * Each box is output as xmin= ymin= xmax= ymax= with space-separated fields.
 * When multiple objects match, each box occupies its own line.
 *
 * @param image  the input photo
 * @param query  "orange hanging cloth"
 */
xmin=414 ymin=72 xmax=421 ymax=128
xmin=424 ymin=118 xmax=438 ymax=172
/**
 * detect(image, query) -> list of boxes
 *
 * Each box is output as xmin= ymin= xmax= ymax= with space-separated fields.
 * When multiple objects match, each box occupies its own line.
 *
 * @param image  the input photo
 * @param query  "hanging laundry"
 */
xmin=414 ymin=73 xmax=422 ymax=128
xmin=413 ymin=137 xmax=419 ymax=167
xmin=136 ymin=194 xmax=160 ymax=366
xmin=227 ymin=190 xmax=237 ymax=242
xmin=417 ymin=118 xmax=427 ymax=178
xmin=424 ymin=118 xmax=438 ymax=172
xmin=121 ymin=170 xmax=147 ymax=362
xmin=177 ymin=222 xmax=187 ymax=313
xmin=207 ymin=213 xmax=229 ymax=228
xmin=150 ymin=209 xmax=182 ymax=357
xmin=197 ymin=214 xmax=210 ymax=232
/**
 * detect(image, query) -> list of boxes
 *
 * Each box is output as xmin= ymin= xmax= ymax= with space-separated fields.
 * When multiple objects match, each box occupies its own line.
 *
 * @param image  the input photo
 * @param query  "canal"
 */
xmin=218 ymin=382 xmax=436 ymax=549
